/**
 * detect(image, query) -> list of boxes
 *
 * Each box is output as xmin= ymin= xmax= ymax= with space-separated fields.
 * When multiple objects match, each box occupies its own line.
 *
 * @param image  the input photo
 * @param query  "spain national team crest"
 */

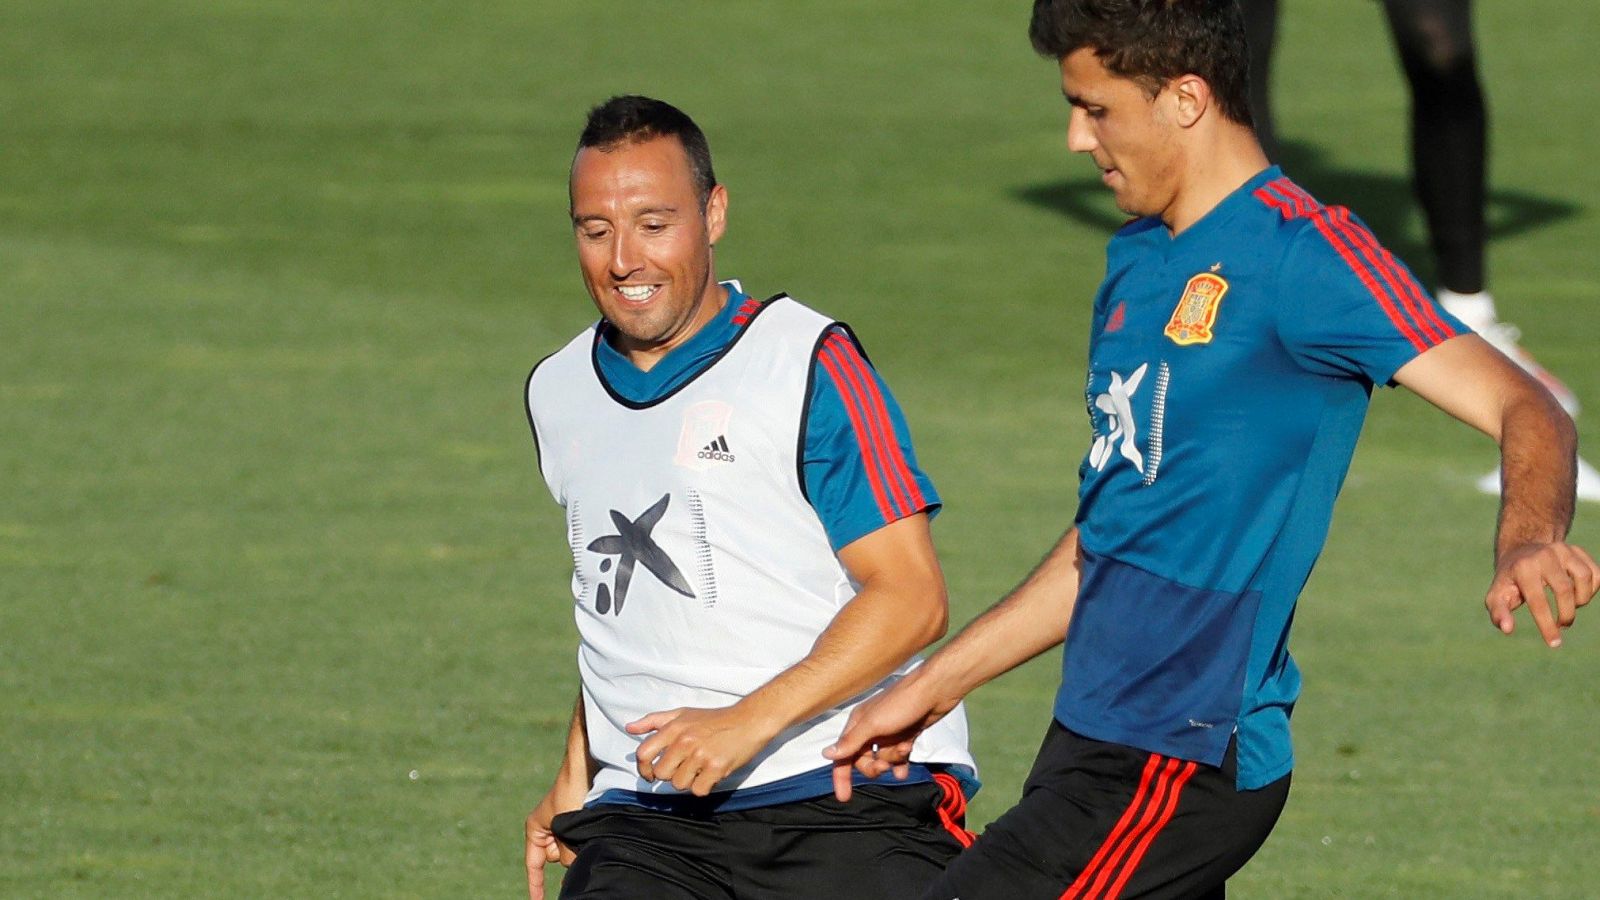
xmin=1163 ymin=273 xmax=1228 ymax=346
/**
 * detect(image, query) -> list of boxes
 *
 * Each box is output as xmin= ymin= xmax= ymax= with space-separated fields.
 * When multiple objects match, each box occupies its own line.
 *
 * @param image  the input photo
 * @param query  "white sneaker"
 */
xmin=1474 ymin=455 xmax=1600 ymax=503
xmin=1440 ymin=297 xmax=1580 ymax=416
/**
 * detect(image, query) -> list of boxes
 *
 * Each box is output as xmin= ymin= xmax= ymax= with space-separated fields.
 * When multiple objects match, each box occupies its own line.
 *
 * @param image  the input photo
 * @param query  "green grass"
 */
xmin=3 ymin=1 xmax=1597 ymax=896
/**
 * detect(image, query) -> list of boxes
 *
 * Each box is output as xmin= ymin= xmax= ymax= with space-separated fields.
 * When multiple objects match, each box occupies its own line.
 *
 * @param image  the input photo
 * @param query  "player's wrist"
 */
xmin=729 ymin=692 xmax=795 ymax=743
xmin=902 ymin=658 xmax=967 ymax=711
xmin=551 ymin=755 xmax=593 ymax=796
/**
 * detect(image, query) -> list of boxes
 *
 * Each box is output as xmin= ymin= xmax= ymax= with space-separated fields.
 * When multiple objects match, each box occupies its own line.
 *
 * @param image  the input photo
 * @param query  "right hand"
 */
xmin=525 ymin=784 xmax=582 ymax=900
xmin=822 ymin=672 xmax=960 ymax=802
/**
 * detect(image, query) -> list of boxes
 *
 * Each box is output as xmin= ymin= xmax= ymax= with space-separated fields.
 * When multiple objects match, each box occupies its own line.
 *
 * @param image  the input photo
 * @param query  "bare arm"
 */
xmin=627 ymin=512 xmax=950 ymax=796
xmin=1394 ymin=334 xmax=1599 ymax=645
xmin=525 ymin=695 xmax=595 ymax=899
xmin=824 ymin=526 xmax=1084 ymax=799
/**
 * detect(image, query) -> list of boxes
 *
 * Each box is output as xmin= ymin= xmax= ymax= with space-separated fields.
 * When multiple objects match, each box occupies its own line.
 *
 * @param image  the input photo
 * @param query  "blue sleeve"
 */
xmin=1275 ymin=209 xmax=1465 ymax=386
xmin=802 ymin=326 xmax=941 ymax=551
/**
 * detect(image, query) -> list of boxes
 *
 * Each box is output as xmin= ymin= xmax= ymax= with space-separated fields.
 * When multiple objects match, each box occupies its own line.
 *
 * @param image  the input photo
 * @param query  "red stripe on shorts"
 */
xmin=1059 ymin=753 xmax=1165 ymax=900
xmin=933 ymin=772 xmax=976 ymax=849
xmin=1058 ymin=754 xmax=1198 ymax=900
xmin=1098 ymin=760 xmax=1200 ymax=899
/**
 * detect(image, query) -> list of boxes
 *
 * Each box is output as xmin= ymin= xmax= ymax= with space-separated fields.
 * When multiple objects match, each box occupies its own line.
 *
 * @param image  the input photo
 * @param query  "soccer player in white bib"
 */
xmin=521 ymin=96 xmax=977 ymax=899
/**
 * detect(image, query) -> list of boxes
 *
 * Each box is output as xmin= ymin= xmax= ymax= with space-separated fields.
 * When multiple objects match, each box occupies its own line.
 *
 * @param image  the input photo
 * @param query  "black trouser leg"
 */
xmin=1383 ymin=0 xmax=1487 ymax=293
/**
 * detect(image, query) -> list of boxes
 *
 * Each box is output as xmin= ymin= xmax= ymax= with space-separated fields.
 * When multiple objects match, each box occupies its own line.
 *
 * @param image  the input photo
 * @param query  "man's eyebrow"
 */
xmin=571 ymin=205 xmax=682 ymax=225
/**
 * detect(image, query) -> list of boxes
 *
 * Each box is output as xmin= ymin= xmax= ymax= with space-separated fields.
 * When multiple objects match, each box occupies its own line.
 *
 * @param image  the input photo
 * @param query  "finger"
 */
xmin=1576 ymin=564 xmax=1599 ymax=607
xmin=558 ymin=841 xmax=577 ymax=867
xmin=832 ymin=759 xmax=855 ymax=802
xmin=855 ymin=754 xmax=891 ymax=780
xmin=879 ymin=740 xmax=914 ymax=764
xmin=1514 ymin=567 xmax=1562 ymax=647
xmin=649 ymin=743 xmax=686 ymax=785
xmin=823 ymin=721 xmax=870 ymax=761
xmin=625 ymin=709 xmax=680 ymax=735
xmin=634 ymin=728 xmax=679 ymax=782
xmin=1484 ymin=576 xmax=1519 ymax=634
xmin=545 ymin=841 xmax=561 ymax=864
xmin=670 ymin=758 xmax=701 ymax=792
xmin=1534 ymin=546 xmax=1580 ymax=628
xmin=1572 ymin=545 xmax=1600 ymax=607
xmin=892 ymin=761 xmax=911 ymax=781
xmin=689 ymin=761 xmax=725 ymax=797
xmin=634 ymin=742 xmax=658 ymax=782
xmin=1550 ymin=561 xmax=1578 ymax=628
xmin=526 ymin=840 xmax=545 ymax=900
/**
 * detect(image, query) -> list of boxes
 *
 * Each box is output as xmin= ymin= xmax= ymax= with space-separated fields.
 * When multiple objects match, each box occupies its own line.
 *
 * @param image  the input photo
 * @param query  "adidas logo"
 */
xmin=697 ymin=435 xmax=736 ymax=463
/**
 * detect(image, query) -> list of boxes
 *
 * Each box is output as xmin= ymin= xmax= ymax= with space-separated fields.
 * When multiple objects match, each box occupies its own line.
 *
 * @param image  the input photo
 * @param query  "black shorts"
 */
xmin=921 ymin=722 xmax=1290 ymax=900
xmin=552 ymin=774 xmax=973 ymax=900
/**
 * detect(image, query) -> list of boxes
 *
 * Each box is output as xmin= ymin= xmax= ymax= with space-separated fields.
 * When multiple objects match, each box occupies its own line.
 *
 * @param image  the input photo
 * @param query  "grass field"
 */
xmin=3 ymin=2 xmax=1598 ymax=896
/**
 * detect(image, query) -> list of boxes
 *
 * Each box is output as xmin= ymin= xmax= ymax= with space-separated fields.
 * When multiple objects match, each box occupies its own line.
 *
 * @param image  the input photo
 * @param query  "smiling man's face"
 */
xmin=570 ymin=135 xmax=728 ymax=368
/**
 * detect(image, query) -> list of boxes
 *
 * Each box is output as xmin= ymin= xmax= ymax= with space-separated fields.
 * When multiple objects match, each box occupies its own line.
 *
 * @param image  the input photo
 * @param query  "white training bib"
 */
xmin=527 ymin=294 xmax=973 ymax=800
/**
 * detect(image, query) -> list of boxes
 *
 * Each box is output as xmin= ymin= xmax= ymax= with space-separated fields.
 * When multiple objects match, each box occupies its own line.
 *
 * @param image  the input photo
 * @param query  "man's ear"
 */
xmin=704 ymin=184 xmax=728 ymax=245
xmin=1168 ymin=73 xmax=1211 ymax=128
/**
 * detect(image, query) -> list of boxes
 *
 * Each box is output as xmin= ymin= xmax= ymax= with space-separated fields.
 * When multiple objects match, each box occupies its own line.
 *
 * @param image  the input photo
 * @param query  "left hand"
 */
xmin=1485 ymin=540 xmax=1600 ymax=646
xmin=525 ymin=785 xmax=581 ymax=900
xmin=625 ymin=706 xmax=778 ymax=796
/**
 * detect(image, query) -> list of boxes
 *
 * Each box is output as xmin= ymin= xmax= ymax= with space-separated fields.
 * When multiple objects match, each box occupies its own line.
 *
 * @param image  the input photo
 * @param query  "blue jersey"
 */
xmin=1056 ymin=167 xmax=1465 ymax=790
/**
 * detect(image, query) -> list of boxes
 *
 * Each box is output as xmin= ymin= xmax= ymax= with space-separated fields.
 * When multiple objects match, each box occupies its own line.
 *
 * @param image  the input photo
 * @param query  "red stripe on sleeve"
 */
xmin=1263 ymin=181 xmax=1428 ymax=352
xmin=1252 ymin=186 xmax=1291 ymax=214
xmin=1060 ymin=754 xmax=1165 ymax=900
xmin=1273 ymin=181 xmax=1443 ymax=348
xmin=1330 ymin=207 xmax=1457 ymax=343
xmin=816 ymin=344 xmax=896 ymax=522
xmin=730 ymin=298 xmax=762 ymax=326
xmin=822 ymin=334 xmax=924 ymax=518
xmin=1263 ymin=177 xmax=1314 ymax=217
xmin=1100 ymin=761 xmax=1200 ymax=899
xmin=1324 ymin=206 xmax=1446 ymax=345
xmin=828 ymin=335 xmax=926 ymax=515
xmin=1309 ymin=211 xmax=1428 ymax=351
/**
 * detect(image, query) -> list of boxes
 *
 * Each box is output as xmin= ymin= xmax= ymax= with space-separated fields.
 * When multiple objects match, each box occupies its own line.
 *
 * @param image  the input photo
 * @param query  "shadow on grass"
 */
xmin=1012 ymin=139 xmax=1581 ymax=287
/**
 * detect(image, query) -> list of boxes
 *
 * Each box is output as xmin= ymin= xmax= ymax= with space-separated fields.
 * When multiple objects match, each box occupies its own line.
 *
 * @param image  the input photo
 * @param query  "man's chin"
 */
xmin=1110 ymin=195 xmax=1141 ymax=217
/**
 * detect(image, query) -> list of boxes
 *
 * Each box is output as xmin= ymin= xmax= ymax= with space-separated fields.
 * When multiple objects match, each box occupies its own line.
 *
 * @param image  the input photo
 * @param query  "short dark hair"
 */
xmin=576 ymin=95 xmax=718 ymax=208
xmin=1028 ymin=0 xmax=1254 ymax=126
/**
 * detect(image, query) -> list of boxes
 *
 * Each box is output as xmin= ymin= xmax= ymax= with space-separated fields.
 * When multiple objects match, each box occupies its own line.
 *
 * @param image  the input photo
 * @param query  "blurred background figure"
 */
xmin=1242 ymin=0 xmax=1600 ymax=500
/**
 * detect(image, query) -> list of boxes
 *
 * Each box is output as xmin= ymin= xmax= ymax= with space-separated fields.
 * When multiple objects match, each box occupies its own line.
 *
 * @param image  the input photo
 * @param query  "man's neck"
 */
xmin=1161 ymin=127 xmax=1271 ymax=236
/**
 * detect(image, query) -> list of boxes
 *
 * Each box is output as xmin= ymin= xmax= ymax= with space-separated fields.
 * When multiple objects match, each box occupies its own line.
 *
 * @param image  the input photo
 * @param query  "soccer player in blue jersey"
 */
xmin=825 ymin=2 xmax=1598 ymax=897
xmin=522 ymin=96 xmax=976 ymax=899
